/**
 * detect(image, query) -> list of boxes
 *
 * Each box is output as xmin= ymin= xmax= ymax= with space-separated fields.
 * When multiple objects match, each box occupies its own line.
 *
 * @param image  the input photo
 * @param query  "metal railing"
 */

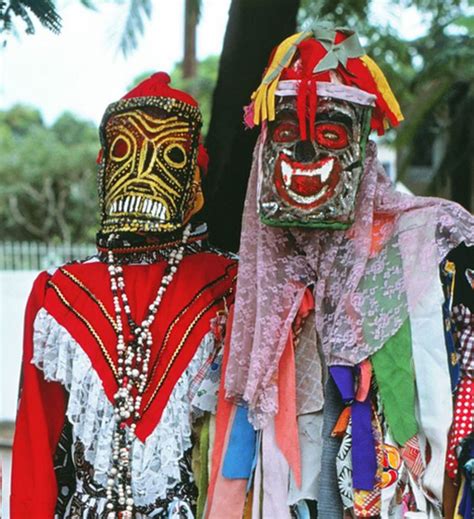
xmin=0 ymin=241 xmax=96 ymax=271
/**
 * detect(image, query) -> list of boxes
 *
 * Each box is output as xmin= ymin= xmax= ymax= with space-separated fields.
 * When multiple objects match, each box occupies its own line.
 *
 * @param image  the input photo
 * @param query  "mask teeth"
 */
xmin=124 ymin=196 xmax=130 ymax=212
xmin=159 ymin=203 xmax=167 ymax=220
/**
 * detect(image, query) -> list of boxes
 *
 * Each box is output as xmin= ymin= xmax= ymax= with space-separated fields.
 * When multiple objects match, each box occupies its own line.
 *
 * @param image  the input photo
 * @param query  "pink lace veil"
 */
xmin=225 ymin=137 xmax=474 ymax=428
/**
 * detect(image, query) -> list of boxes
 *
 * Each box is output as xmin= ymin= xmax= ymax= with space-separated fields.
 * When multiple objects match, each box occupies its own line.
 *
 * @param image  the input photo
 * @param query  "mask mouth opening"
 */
xmin=275 ymin=153 xmax=342 ymax=209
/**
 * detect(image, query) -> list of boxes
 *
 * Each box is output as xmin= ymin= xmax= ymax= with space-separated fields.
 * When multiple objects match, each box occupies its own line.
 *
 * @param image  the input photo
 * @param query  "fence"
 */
xmin=0 ymin=241 xmax=96 ymax=271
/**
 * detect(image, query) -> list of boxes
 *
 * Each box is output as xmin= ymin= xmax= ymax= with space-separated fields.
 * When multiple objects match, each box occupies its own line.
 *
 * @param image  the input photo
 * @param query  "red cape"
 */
xmin=11 ymin=252 xmax=237 ymax=517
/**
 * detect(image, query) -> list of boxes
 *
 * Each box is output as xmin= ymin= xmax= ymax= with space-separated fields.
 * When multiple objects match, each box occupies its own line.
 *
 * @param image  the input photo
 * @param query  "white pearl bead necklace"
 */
xmin=105 ymin=224 xmax=192 ymax=517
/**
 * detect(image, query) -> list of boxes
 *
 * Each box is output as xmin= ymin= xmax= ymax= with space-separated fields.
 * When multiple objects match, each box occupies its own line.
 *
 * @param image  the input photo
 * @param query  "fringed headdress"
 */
xmin=248 ymin=27 xmax=404 ymax=138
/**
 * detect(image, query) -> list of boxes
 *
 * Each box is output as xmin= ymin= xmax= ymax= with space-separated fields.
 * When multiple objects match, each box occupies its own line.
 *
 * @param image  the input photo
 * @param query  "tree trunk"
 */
xmin=204 ymin=0 xmax=300 ymax=252
xmin=183 ymin=0 xmax=198 ymax=79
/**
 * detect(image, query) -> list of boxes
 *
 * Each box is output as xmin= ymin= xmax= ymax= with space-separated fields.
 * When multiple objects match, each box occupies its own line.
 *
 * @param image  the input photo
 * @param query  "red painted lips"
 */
xmin=274 ymin=153 xmax=341 ymax=209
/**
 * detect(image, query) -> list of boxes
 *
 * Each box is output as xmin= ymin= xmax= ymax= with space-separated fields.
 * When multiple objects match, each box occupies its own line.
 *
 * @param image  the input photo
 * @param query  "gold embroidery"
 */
xmin=59 ymin=268 xmax=118 ymax=333
xmin=47 ymin=281 xmax=118 ymax=379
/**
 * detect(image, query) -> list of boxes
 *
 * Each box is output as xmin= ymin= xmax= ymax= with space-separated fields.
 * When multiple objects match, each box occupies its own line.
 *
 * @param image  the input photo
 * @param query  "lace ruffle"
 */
xmin=32 ymin=308 xmax=215 ymax=507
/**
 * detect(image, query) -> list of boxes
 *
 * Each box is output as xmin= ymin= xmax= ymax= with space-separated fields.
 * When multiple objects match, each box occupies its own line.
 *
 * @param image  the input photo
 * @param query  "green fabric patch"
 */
xmin=196 ymin=416 xmax=210 ymax=519
xmin=371 ymin=319 xmax=418 ymax=445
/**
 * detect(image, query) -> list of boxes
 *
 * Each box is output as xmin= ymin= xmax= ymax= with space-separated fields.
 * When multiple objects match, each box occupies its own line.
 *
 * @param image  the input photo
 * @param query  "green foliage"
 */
xmin=1 ymin=0 xmax=61 ymax=36
xmin=0 ymin=105 xmax=100 ymax=243
xmin=299 ymin=0 xmax=474 ymax=205
xmin=118 ymin=0 xmax=152 ymax=57
xmin=129 ymin=55 xmax=219 ymax=135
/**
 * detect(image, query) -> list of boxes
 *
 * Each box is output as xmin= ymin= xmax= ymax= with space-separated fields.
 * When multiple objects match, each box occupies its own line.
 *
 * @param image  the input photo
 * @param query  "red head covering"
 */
xmin=122 ymin=72 xmax=199 ymax=107
xmin=98 ymin=72 xmax=209 ymax=175
xmin=249 ymin=29 xmax=404 ymax=138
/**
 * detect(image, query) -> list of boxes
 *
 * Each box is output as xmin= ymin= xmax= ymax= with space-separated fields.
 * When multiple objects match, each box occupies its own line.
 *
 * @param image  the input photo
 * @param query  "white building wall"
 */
xmin=1 ymin=271 xmax=39 ymax=422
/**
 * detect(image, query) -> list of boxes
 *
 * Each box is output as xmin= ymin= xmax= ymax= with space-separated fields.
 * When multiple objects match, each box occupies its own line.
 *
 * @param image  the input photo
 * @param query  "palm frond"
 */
xmin=1 ymin=0 xmax=61 ymax=34
xmin=118 ymin=0 xmax=152 ymax=56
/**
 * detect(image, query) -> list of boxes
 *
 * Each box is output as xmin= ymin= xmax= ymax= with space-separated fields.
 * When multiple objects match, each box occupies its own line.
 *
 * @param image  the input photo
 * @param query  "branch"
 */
xmin=8 ymin=195 xmax=45 ymax=239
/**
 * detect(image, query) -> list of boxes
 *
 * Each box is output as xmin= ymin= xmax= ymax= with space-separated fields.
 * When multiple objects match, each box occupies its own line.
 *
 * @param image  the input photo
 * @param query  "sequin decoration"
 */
xmin=98 ymin=97 xmax=203 ymax=234
xmin=258 ymin=96 xmax=371 ymax=229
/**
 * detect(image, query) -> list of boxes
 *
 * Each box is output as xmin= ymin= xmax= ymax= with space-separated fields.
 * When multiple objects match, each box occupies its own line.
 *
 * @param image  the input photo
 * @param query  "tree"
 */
xmin=183 ymin=0 xmax=201 ymax=78
xmin=0 ymin=0 xmax=61 ymax=35
xmin=0 ymin=105 xmax=100 ymax=243
xmin=204 ymin=0 xmax=301 ymax=252
xmin=118 ymin=0 xmax=202 ymax=81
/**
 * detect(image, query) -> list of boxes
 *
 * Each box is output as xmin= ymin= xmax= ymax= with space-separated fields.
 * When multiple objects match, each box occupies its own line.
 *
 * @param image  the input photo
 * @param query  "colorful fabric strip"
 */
xmin=330 ymin=366 xmax=377 ymax=491
xmin=399 ymin=209 xmax=453 ymax=502
xmin=371 ymin=318 xmax=418 ymax=445
xmin=222 ymin=406 xmax=256 ymax=479
xmin=352 ymin=398 xmax=377 ymax=490
xmin=440 ymin=260 xmax=460 ymax=391
xmin=458 ymin=474 xmax=472 ymax=519
xmin=329 ymin=366 xmax=355 ymax=402
xmin=275 ymin=81 xmax=377 ymax=106
xmin=317 ymin=378 xmax=345 ymax=517
xmin=261 ymin=419 xmax=292 ymax=519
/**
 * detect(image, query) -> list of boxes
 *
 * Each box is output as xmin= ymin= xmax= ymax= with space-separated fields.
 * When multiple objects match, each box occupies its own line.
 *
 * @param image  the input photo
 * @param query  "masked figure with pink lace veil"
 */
xmin=205 ymin=27 xmax=474 ymax=519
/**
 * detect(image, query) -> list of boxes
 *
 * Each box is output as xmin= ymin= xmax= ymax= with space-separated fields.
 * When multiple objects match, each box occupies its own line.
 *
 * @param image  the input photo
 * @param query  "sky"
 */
xmin=0 ymin=0 xmax=428 ymax=126
xmin=0 ymin=0 xmax=231 ymax=125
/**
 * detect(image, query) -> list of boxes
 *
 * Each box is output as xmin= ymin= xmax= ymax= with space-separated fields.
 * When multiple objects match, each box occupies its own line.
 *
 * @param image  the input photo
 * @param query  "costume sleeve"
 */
xmin=10 ymin=271 xmax=67 ymax=518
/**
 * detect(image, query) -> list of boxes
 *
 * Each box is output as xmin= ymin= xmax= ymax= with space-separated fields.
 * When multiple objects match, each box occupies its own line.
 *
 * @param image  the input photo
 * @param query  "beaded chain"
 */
xmin=105 ymin=224 xmax=192 ymax=517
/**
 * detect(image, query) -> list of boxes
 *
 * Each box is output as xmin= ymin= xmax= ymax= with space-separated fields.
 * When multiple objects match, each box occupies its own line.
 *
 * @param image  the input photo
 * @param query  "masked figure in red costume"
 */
xmin=206 ymin=28 xmax=474 ymax=519
xmin=11 ymin=72 xmax=237 ymax=519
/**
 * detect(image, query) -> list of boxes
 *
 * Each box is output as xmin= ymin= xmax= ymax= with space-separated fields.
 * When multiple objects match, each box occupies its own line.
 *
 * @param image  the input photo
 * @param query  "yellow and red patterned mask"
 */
xmin=98 ymin=72 xmax=207 ymax=235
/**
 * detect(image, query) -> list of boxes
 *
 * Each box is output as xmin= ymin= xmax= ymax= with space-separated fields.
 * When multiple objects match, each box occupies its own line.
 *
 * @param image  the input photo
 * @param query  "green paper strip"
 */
xmin=371 ymin=319 xmax=418 ymax=445
xmin=196 ymin=416 xmax=210 ymax=519
xmin=260 ymin=215 xmax=352 ymax=230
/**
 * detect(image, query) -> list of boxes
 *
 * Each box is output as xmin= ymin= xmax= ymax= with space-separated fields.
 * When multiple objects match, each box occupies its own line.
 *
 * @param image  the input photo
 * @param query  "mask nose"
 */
xmin=138 ymin=140 xmax=155 ymax=176
xmin=294 ymin=140 xmax=316 ymax=163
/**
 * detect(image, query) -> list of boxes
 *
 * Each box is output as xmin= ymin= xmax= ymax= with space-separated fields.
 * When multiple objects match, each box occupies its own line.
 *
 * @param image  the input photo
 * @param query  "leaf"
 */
xmin=118 ymin=0 xmax=153 ymax=56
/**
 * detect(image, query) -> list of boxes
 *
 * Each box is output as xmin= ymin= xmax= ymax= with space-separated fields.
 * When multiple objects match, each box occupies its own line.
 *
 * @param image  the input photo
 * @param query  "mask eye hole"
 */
xmin=164 ymin=143 xmax=187 ymax=168
xmin=272 ymin=122 xmax=299 ymax=143
xmin=110 ymin=136 xmax=131 ymax=161
xmin=315 ymin=123 xmax=348 ymax=149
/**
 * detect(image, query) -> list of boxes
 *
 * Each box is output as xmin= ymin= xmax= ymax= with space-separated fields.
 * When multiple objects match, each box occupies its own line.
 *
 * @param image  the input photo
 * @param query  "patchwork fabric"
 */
xmin=446 ymin=377 xmax=474 ymax=478
xmin=336 ymin=421 xmax=354 ymax=510
xmin=441 ymin=259 xmax=460 ymax=390
xmin=190 ymin=348 xmax=223 ymax=413
xmin=295 ymin=312 xmax=325 ymax=414
xmin=452 ymin=304 xmax=474 ymax=376
xmin=400 ymin=436 xmax=424 ymax=481
xmin=353 ymin=412 xmax=383 ymax=518
xmin=381 ymin=444 xmax=401 ymax=489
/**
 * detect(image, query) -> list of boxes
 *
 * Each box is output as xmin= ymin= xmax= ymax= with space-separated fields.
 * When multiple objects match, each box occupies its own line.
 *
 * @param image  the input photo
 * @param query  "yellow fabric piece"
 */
xmin=360 ymin=55 xmax=404 ymax=125
xmin=251 ymin=31 xmax=311 ymax=125
xmin=266 ymin=79 xmax=280 ymax=122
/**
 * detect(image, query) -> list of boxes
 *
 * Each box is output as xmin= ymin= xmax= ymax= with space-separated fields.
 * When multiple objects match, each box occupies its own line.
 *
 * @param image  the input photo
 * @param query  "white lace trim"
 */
xmin=32 ymin=308 xmax=215 ymax=507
